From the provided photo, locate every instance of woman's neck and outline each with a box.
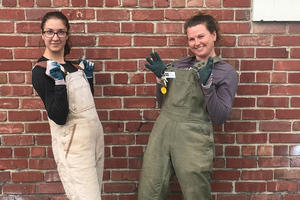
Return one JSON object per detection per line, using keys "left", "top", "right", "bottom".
{"left": 43, "top": 50, "right": 65, "bottom": 64}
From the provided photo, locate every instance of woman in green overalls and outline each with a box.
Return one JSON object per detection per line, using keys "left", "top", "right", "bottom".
{"left": 138, "top": 12, "right": 238, "bottom": 200}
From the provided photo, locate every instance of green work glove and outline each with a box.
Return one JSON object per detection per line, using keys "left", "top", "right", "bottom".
{"left": 198, "top": 57, "right": 214, "bottom": 85}
{"left": 145, "top": 52, "right": 166, "bottom": 78}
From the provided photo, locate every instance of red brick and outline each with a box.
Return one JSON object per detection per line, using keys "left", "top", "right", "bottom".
{"left": 95, "top": 73, "right": 111, "bottom": 84}
{"left": 112, "top": 146, "right": 127, "bottom": 157}
{"left": 235, "top": 182, "right": 266, "bottom": 192}
{"left": 62, "top": 9, "right": 95, "bottom": 20}
{"left": 123, "top": 0, "right": 138, "bottom": 7}
{"left": 155, "top": 0, "right": 170, "bottom": 7}
{"left": 233, "top": 97, "right": 255, "bottom": 107}
{"left": 71, "top": 0, "right": 85, "bottom": 6}
{"left": 0, "top": 9, "right": 25, "bottom": 20}
{"left": 0, "top": 123, "right": 24, "bottom": 134}
{"left": 25, "top": 123, "right": 50, "bottom": 133}
{"left": 105, "top": 135, "right": 135, "bottom": 145}
{"left": 242, "top": 146, "right": 256, "bottom": 156}
{"left": 8, "top": 111, "right": 41, "bottom": 121}
{"left": 235, "top": 9, "right": 250, "bottom": 20}
{"left": 95, "top": 98, "right": 121, "bottom": 109}
{"left": 271, "top": 85, "right": 300, "bottom": 95}
{"left": 14, "top": 147, "right": 29, "bottom": 158}
{"left": 122, "top": 22, "right": 154, "bottom": 33}
{"left": 257, "top": 145, "right": 272, "bottom": 156}
{"left": 3, "top": 184, "right": 35, "bottom": 194}
{"left": 258, "top": 157, "right": 289, "bottom": 167}
{"left": 270, "top": 134, "right": 300, "bottom": 143}
{"left": 126, "top": 122, "right": 154, "bottom": 132}
{"left": 88, "top": 22, "right": 120, "bottom": 33}
{"left": 105, "top": 61, "right": 137, "bottom": 72}
{"left": 36, "top": 183, "right": 64, "bottom": 194}
{"left": 237, "top": 85, "right": 268, "bottom": 95}
{"left": 31, "top": 147, "right": 46, "bottom": 157}
{"left": 99, "top": 35, "right": 131, "bottom": 46}
{"left": 275, "top": 169, "right": 300, "bottom": 179}
{"left": 274, "top": 36, "right": 300, "bottom": 46}
{"left": 156, "top": 23, "right": 183, "bottom": 33}
{"left": 291, "top": 48, "right": 300, "bottom": 58}
{"left": 86, "top": 49, "right": 118, "bottom": 59}
{"left": 224, "top": 122, "right": 256, "bottom": 132}
{"left": 104, "top": 183, "right": 136, "bottom": 193}
{"left": 37, "top": 0, "right": 51, "bottom": 6}
{"left": 226, "top": 158, "right": 257, "bottom": 168}
{"left": 257, "top": 48, "right": 288, "bottom": 58}
{"left": 134, "top": 36, "right": 167, "bottom": 46}
{"left": 267, "top": 181, "right": 298, "bottom": 192}
{"left": 2, "top": 135, "right": 34, "bottom": 146}
{"left": 242, "top": 110, "right": 274, "bottom": 120}
{"left": 220, "top": 23, "right": 250, "bottom": 33}
{"left": 105, "top": 158, "right": 128, "bottom": 169}
{"left": 241, "top": 60, "right": 273, "bottom": 70}
{"left": 223, "top": 0, "right": 251, "bottom": 7}
{"left": 0, "top": 98, "right": 19, "bottom": 109}
{"left": 120, "top": 48, "right": 152, "bottom": 59}
{"left": 222, "top": 48, "right": 254, "bottom": 58}
{"left": 260, "top": 121, "right": 291, "bottom": 132}
{"left": 114, "top": 73, "right": 128, "bottom": 84}
{"left": 111, "top": 170, "right": 140, "bottom": 181}
{"left": 53, "top": 0, "right": 69, "bottom": 6}
{"left": 274, "top": 145, "right": 289, "bottom": 156}
{"left": 97, "top": 10, "right": 130, "bottom": 20}
{"left": 124, "top": 98, "right": 156, "bottom": 108}
{"left": 128, "top": 146, "right": 143, "bottom": 157}
{"left": 242, "top": 170, "right": 273, "bottom": 180}
{"left": 212, "top": 170, "right": 240, "bottom": 180}
{"left": 211, "top": 182, "right": 233, "bottom": 192}
{"left": 36, "top": 135, "right": 51, "bottom": 145}
{"left": 29, "top": 159, "right": 56, "bottom": 170}
{"left": 102, "top": 122, "right": 124, "bottom": 133}
{"left": 0, "top": 148, "right": 12, "bottom": 158}
{"left": 12, "top": 171, "right": 43, "bottom": 182}
{"left": 0, "top": 160, "right": 27, "bottom": 169}
{"left": 238, "top": 36, "right": 271, "bottom": 46}
{"left": 214, "top": 134, "right": 235, "bottom": 144}
{"left": 237, "top": 134, "right": 267, "bottom": 144}
{"left": 132, "top": 10, "right": 164, "bottom": 21}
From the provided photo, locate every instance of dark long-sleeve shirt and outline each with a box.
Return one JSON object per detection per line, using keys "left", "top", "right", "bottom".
{"left": 156, "top": 56, "right": 238, "bottom": 125}
{"left": 32, "top": 56, "right": 94, "bottom": 125}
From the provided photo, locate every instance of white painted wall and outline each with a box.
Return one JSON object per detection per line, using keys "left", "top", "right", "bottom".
{"left": 253, "top": 0, "right": 300, "bottom": 21}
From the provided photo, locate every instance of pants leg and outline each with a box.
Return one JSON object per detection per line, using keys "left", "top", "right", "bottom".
{"left": 52, "top": 120, "right": 103, "bottom": 200}
{"left": 138, "top": 116, "right": 174, "bottom": 200}
{"left": 171, "top": 121, "right": 214, "bottom": 200}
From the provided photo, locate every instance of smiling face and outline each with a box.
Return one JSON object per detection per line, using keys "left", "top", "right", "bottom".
{"left": 42, "top": 18, "right": 68, "bottom": 56}
{"left": 187, "top": 23, "right": 216, "bottom": 61}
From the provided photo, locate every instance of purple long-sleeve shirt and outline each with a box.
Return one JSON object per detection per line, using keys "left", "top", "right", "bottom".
{"left": 156, "top": 56, "right": 238, "bottom": 125}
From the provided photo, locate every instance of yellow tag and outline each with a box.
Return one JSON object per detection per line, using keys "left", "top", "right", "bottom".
{"left": 161, "top": 86, "right": 167, "bottom": 94}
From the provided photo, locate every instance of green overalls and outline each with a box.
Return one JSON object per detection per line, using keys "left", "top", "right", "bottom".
{"left": 138, "top": 59, "right": 220, "bottom": 200}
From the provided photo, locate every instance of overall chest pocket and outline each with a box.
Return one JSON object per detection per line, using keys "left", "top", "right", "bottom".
{"left": 67, "top": 72, "right": 95, "bottom": 113}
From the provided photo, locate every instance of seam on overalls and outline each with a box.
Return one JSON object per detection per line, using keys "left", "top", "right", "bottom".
{"left": 65, "top": 124, "right": 77, "bottom": 158}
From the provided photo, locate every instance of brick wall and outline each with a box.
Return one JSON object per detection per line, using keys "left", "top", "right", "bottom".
{"left": 1, "top": 0, "right": 300, "bottom": 199}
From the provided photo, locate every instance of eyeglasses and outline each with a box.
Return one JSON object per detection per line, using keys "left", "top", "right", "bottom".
{"left": 42, "top": 30, "right": 68, "bottom": 38}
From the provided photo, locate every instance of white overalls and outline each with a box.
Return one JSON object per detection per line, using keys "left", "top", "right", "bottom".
{"left": 39, "top": 62, "right": 104, "bottom": 200}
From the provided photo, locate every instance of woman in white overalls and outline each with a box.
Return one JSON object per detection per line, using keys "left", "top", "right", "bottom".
{"left": 32, "top": 11, "right": 104, "bottom": 200}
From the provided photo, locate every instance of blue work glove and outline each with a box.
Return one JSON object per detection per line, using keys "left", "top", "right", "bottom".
{"left": 79, "top": 59, "right": 94, "bottom": 78}
{"left": 198, "top": 57, "right": 214, "bottom": 85}
{"left": 45, "top": 60, "right": 65, "bottom": 85}
{"left": 145, "top": 52, "right": 166, "bottom": 78}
